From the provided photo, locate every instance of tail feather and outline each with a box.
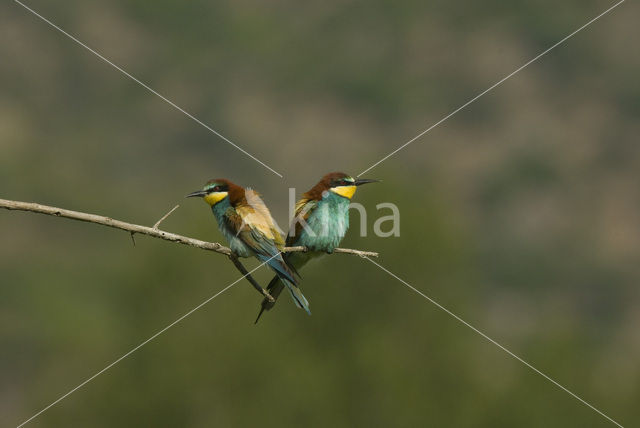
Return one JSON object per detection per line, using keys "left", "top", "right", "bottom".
{"left": 255, "top": 276, "right": 285, "bottom": 324}
{"left": 284, "top": 278, "right": 310, "bottom": 314}
{"left": 256, "top": 253, "right": 298, "bottom": 286}
{"left": 254, "top": 274, "right": 310, "bottom": 323}
{"left": 264, "top": 276, "right": 285, "bottom": 310}
{"left": 253, "top": 253, "right": 310, "bottom": 323}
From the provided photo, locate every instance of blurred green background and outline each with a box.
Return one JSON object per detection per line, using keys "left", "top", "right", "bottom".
{"left": 1, "top": 0, "right": 638, "bottom": 426}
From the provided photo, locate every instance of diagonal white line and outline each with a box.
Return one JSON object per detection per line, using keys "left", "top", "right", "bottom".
{"left": 357, "top": 0, "right": 625, "bottom": 177}
{"left": 14, "top": 0, "right": 284, "bottom": 178}
{"left": 16, "top": 258, "right": 274, "bottom": 428}
{"left": 364, "top": 257, "right": 625, "bottom": 428}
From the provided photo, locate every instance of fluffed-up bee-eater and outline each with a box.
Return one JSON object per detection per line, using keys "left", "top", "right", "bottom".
{"left": 187, "top": 178, "right": 310, "bottom": 314}
{"left": 255, "top": 172, "right": 378, "bottom": 322}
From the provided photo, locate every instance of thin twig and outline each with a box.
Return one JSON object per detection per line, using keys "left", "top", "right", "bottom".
{"left": 229, "top": 254, "right": 275, "bottom": 302}
{"left": 0, "top": 198, "right": 379, "bottom": 258}
{"left": 153, "top": 204, "right": 180, "bottom": 229}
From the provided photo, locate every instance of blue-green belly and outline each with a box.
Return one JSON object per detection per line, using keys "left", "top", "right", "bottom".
{"left": 211, "top": 199, "right": 253, "bottom": 258}
{"left": 293, "top": 193, "right": 350, "bottom": 254}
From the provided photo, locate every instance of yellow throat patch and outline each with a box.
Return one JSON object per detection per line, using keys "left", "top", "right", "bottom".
{"left": 330, "top": 185, "right": 356, "bottom": 199}
{"left": 204, "top": 191, "right": 229, "bottom": 206}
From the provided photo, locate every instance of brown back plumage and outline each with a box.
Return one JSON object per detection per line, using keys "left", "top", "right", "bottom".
{"left": 206, "top": 178, "right": 285, "bottom": 247}
{"left": 302, "top": 172, "right": 350, "bottom": 201}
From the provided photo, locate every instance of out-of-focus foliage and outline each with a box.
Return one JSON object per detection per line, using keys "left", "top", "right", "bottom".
{"left": 1, "top": 0, "right": 638, "bottom": 426}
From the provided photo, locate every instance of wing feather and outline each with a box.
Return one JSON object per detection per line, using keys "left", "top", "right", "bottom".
{"left": 286, "top": 199, "right": 317, "bottom": 246}
{"left": 237, "top": 189, "right": 285, "bottom": 248}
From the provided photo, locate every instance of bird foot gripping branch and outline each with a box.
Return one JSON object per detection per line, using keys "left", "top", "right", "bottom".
{"left": 253, "top": 172, "right": 380, "bottom": 322}
{"left": 186, "top": 178, "right": 312, "bottom": 314}
{"left": 186, "top": 173, "right": 380, "bottom": 320}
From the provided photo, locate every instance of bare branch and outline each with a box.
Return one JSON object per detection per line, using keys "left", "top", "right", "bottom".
{"left": 0, "top": 198, "right": 232, "bottom": 255}
{"left": 283, "top": 246, "right": 378, "bottom": 258}
{"left": 0, "top": 198, "right": 379, "bottom": 258}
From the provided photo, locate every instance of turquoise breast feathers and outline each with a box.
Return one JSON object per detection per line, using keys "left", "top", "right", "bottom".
{"left": 211, "top": 198, "right": 252, "bottom": 258}
{"left": 294, "top": 192, "right": 350, "bottom": 253}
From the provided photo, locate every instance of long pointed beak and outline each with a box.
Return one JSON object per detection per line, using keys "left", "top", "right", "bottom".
{"left": 186, "top": 190, "right": 207, "bottom": 198}
{"left": 354, "top": 178, "right": 380, "bottom": 186}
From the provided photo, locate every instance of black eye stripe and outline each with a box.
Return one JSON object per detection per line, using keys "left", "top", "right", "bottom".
{"left": 335, "top": 179, "right": 352, "bottom": 186}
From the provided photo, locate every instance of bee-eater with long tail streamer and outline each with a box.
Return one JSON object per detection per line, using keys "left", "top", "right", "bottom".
{"left": 255, "top": 172, "right": 378, "bottom": 322}
{"left": 187, "top": 178, "right": 310, "bottom": 314}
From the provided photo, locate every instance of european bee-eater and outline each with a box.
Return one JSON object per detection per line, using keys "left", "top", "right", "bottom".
{"left": 255, "top": 172, "right": 378, "bottom": 322}
{"left": 187, "top": 178, "right": 310, "bottom": 314}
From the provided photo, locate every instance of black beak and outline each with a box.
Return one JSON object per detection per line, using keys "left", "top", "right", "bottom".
{"left": 186, "top": 190, "right": 207, "bottom": 198}
{"left": 354, "top": 178, "right": 380, "bottom": 186}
